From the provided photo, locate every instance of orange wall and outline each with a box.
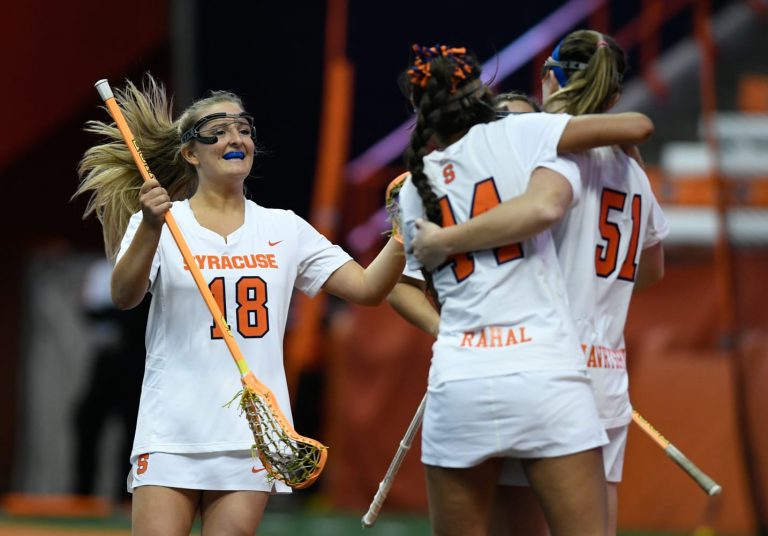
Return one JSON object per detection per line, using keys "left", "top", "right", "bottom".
{"left": 325, "top": 305, "right": 432, "bottom": 511}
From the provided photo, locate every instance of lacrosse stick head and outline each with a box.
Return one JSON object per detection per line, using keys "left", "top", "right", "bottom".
{"left": 240, "top": 373, "right": 328, "bottom": 489}
{"left": 385, "top": 172, "right": 410, "bottom": 244}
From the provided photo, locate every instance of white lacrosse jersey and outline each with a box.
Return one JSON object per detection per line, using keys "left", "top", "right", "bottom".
{"left": 551, "top": 147, "right": 669, "bottom": 427}
{"left": 402, "top": 264, "right": 425, "bottom": 281}
{"left": 117, "top": 199, "right": 352, "bottom": 459}
{"left": 400, "top": 113, "right": 587, "bottom": 386}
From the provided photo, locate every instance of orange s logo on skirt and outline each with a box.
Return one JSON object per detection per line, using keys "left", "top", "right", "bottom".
{"left": 137, "top": 453, "right": 150, "bottom": 475}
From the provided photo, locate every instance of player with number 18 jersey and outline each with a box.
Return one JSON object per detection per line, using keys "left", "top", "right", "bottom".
{"left": 117, "top": 199, "right": 351, "bottom": 464}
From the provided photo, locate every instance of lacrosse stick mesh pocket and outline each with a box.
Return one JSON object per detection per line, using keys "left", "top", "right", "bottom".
{"left": 240, "top": 388, "right": 327, "bottom": 488}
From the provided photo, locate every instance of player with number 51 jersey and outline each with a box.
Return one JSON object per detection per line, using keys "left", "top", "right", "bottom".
{"left": 551, "top": 146, "right": 669, "bottom": 428}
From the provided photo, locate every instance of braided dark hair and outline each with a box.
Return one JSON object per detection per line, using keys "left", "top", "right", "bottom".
{"left": 401, "top": 45, "right": 496, "bottom": 306}
{"left": 403, "top": 45, "right": 496, "bottom": 226}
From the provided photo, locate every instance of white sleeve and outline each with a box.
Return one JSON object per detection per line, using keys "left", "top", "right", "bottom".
{"left": 643, "top": 194, "right": 670, "bottom": 249}
{"left": 501, "top": 112, "right": 572, "bottom": 171}
{"left": 115, "top": 211, "right": 161, "bottom": 286}
{"left": 535, "top": 154, "right": 582, "bottom": 207}
{"left": 398, "top": 179, "right": 426, "bottom": 271}
{"left": 402, "top": 264, "right": 425, "bottom": 281}
{"left": 293, "top": 213, "right": 353, "bottom": 297}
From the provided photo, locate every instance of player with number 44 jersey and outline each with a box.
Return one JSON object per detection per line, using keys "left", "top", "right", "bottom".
{"left": 399, "top": 112, "right": 588, "bottom": 384}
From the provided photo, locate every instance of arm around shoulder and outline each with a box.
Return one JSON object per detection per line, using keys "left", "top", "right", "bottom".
{"left": 412, "top": 167, "right": 573, "bottom": 269}
{"left": 558, "top": 112, "right": 654, "bottom": 154}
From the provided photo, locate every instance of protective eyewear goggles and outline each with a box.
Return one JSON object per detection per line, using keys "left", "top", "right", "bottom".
{"left": 181, "top": 112, "right": 257, "bottom": 145}
{"left": 540, "top": 57, "right": 588, "bottom": 81}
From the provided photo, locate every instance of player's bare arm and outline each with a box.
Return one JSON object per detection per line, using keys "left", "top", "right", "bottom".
{"left": 111, "top": 179, "right": 171, "bottom": 310}
{"left": 411, "top": 168, "right": 573, "bottom": 270}
{"left": 558, "top": 112, "right": 654, "bottom": 153}
{"left": 387, "top": 275, "right": 439, "bottom": 337}
{"left": 322, "top": 236, "right": 405, "bottom": 306}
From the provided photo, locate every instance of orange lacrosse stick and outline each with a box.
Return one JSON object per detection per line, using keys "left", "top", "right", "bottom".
{"left": 94, "top": 79, "right": 327, "bottom": 489}
{"left": 632, "top": 410, "right": 721, "bottom": 496}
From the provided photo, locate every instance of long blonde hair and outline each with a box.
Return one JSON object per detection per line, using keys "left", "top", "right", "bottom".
{"left": 74, "top": 74, "right": 246, "bottom": 259}
{"left": 543, "top": 30, "right": 626, "bottom": 116}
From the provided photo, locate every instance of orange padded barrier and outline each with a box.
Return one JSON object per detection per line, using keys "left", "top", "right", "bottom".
{"left": 325, "top": 304, "right": 432, "bottom": 512}
{"left": 646, "top": 166, "right": 768, "bottom": 207}
{"left": 738, "top": 75, "right": 768, "bottom": 113}
{"left": 0, "top": 493, "right": 111, "bottom": 518}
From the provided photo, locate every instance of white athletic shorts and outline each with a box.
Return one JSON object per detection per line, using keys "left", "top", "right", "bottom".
{"left": 499, "top": 424, "right": 629, "bottom": 485}
{"left": 602, "top": 425, "right": 628, "bottom": 483}
{"left": 421, "top": 370, "right": 608, "bottom": 468}
{"left": 126, "top": 450, "right": 292, "bottom": 494}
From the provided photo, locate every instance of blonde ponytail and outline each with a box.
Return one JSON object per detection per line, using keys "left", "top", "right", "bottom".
{"left": 543, "top": 30, "right": 626, "bottom": 116}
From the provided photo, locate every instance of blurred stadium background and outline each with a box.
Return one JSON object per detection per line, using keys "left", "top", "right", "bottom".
{"left": 2, "top": 0, "right": 768, "bottom": 534}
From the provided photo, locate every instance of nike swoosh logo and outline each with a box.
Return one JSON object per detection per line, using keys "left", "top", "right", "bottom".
{"left": 252, "top": 466, "right": 267, "bottom": 474}
{"left": 268, "top": 240, "right": 283, "bottom": 247}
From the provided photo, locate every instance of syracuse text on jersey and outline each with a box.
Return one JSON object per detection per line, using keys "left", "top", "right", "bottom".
{"left": 581, "top": 344, "right": 627, "bottom": 369}
{"left": 459, "top": 326, "right": 532, "bottom": 349}
{"left": 183, "top": 254, "right": 279, "bottom": 271}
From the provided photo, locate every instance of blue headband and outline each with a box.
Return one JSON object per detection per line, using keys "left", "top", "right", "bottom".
{"left": 551, "top": 40, "right": 568, "bottom": 87}
{"left": 545, "top": 39, "right": 589, "bottom": 87}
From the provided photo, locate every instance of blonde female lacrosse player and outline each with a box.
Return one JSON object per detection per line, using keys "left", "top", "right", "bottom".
{"left": 408, "top": 32, "right": 668, "bottom": 536}
{"left": 74, "top": 75, "right": 404, "bottom": 536}
{"left": 396, "top": 43, "right": 657, "bottom": 536}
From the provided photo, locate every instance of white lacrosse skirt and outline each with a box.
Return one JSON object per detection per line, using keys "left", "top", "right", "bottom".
{"left": 601, "top": 424, "right": 628, "bottom": 483}
{"left": 421, "top": 370, "right": 608, "bottom": 468}
{"left": 126, "top": 450, "right": 292, "bottom": 493}
{"left": 499, "top": 423, "right": 628, "bottom": 485}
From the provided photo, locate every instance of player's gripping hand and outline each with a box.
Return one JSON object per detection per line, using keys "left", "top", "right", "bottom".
{"left": 410, "top": 218, "right": 449, "bottom": 271}
{"left": 139, "top": 178, "right": 172, "bottom": 229}
{"left": 385, "top": 172, "right": 409, "bottom": 244}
